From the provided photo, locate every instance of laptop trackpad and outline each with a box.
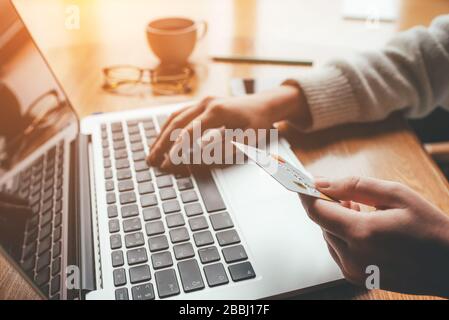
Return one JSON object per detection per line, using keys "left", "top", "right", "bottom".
{"left": 213, "top": 145, "right": 342, "bottom": 293}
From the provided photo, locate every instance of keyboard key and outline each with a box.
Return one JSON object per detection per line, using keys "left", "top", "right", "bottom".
{"left": 159, "top": 187, "right": 177, "bottom": 200}
{"left": 37, "top": 251, "right": 51, "bottom": 271}
{"left": 145, "top": 129, "right": 158, "bottom": 138}
{"left": 103, "top": 148, "right": 110, "bottom": 158}
{"left": 121, "top": 204, "right": 139, "bottom": 218}
{"left": 38, "top": 236, "right": 52, "bottom": 254}
{"left": 111, "top": 250, "right": 124, "bottom": 267}
{"left": 129, "top": 134, "right": 142, "bottom": 143}
{"left": 136, "top": 171, "right": 151, "bottom": 183}
{"left": 53, "top": 226, "right": 62, "bottom": 242}
{"left": 142, "top": 207, "right": 161, "bottom": 221}
{"left": 113, "top": 141, "right": 126, "bottom": 150}
{"left": 104, "top": 169, "right": 113, "bottom": 180}
{"left": 115, "top": 288, "right": 129, "bottom": 300}
{"left": 110, "top": 234, "right": 122, "bottom": 249}
{"left": 127, "top": 247, "right": 148, "bottom": 265}
{"left": 204, "top": 263, "right": 229, "bottom": 287}
{"left": 52, "top": 257, "right": 61, "bottom": 276}
{"left": 184, "top": 203, "right": 203, "bottom": 217}
{"left": 228, "top": 262, "right": 256, "bottom": 282}
{"left": 35, "top": 267, "right": 50, "bottom": 286}
{"left": 108, "top": 205, "right": 118, "bottom": 218}
{"left": 105, "top": 180, "right": 114, "bottom": 191}
{"left": 50, "top": 275, "right": 60, "bottom": 296}
{"left": 192, "top": 169, "right": 226, "bottom": 213}
{"left": 156, "top": 176, "right": 172, "bottom": 188}
{"left": 132, "top": 283, "right": 155, "bottom": 300}
{"left": 216, "top": 229, "right": 240, "bottom": 246}
{"left": 124, "top": 232, "right": 145, "bottom": 248}
{"left": 109, "top": 219, "right": 120, "bottom": 233}
{"left": 222, "top": 245, "right": 248, "bottom": 263}
{"left": 111, "top": 122, "right": 123, "bottom": 133}
{"left": 141, "top": 194, "right": 158, "bottom": 207}
{"left": 106, "top": 192, "right": 116, "bottom": 204}
{"left": 178, "top": 259, "right": 205, "bottom": 293}
{"left": 132, "top": 152, "right": 146, "bottom": 162}
{"left": 115, "top": 159, "right": 130, "bottom": 170}
{"left": 127, "top": 126, "right": 140, "bottom": 135}
{"left": 131, "top": 143, "right": 144, "bottom": 152}
{"left": 119, "top": 191, "right": 136, "bottom": 205}
{"left": 114, "top": 149, "right": 128, "bottom": 160}
{"left": 188, "top": 216, "right": 208, "bottom": 232}
{"left": 138, "top": 182, "right": 155, "bottom": 195}
{"left": 52, "top": 241, "right": 61, "bottom": 258}
{"left": 198, "top": 246, "right": 220, "bottom": 264}
{"left": 181, "top": 190, "right": 198, "bottom": 203}
{"left": 153, "top": 167, "right": 169, "bottom": 177}
{"left": 162, "top": 200, "right": 180, "bottom": 214}
{"left": 118, "top": 180, "right": 134, "bottom": 192}
{"left": 134, "top": 161, "right": 149, "bottom": 172}
{"left": 148, "top": 235, "right": 169, "bottom": 252}
{"left": 129, "top": 264, "right": 151, "bottom": 284}
{"left": 210, "top": 212, "right": 234, "bottom": 231}
{"left": 173, "top": 242, "right": 194, "bottom": 260}
{"left": 193, "top": 231, "right": 214, "bottom": 247}
{"left": 41, "top": 211, "right": 53, "bottom": 227}
{"left": 151, "top": 251, "right": 173, "bottom": 270}
{"left": 143, "top": 119, "right": 155, "bottom": 130}
{"left": 169, "top": 227, "right": 190, "bottom": 244}
{"left": 103, "top": 158, "right": 112, "bottom": 168}
{"left": 113, "top": 268, "right": 127, "bottom": 286}
{"left": 112, "top": 132, "right": 124, "bottom": 141}
{"left": 122, "top": 217, "right": 142, "bottom": 233}
{"left": 117, "top": 169, "right": 132, "bottom": 180}
{"left": 155, "top": 269, "right": 180, "bottom": 298}
{"left": 166, "top": 214, "right": 185, "bottom": 228}
{"left": 145, "top": 221, "right": 165, "bottom": 236}
{"left": 176, "top": 177, "right": 193, "bottom": 191}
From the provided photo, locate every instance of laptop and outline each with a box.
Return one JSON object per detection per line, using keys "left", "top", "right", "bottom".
{"left": 0, "top": 8, "right": 342, "bottom": 300}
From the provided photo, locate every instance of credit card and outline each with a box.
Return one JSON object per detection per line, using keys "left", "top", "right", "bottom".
{"left": 232, "top": 142, "right": 336, "bottom": 202}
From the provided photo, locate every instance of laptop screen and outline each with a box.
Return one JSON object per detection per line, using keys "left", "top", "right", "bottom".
{"left": 0, "top": 3, "right": 78, "bottom": 297}
{"left": 0, "top": 5, "right": 78, "bottom": 172}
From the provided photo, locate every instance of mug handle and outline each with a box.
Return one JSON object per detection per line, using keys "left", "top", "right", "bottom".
{"left": 196, "top": 20, "right": 208, "bottom": 41}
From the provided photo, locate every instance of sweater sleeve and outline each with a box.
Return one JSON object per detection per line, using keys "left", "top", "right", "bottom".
{"left": 287, "top": 15, "right": 449, "bottom": 131}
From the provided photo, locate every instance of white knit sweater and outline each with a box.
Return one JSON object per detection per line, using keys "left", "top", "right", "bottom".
{"left": 292, "top": 15, "right": 449, "bottom": 131}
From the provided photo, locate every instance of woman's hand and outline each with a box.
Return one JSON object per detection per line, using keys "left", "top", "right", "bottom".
{"left": 146, "top": 85, "right": 309, "bottom": 170}
{"left": 301, "top": 176, "right": 449, "bottom": 298}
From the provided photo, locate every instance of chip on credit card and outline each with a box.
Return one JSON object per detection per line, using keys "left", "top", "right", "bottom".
{"left": 232, "top": 142, "right": 336, "bottom": 202}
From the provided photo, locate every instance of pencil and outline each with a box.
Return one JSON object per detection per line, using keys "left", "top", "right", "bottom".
{"left": 211, "top": 55, "right": 313, "bottom": 66}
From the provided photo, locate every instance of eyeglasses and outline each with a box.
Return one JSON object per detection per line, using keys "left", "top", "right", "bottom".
{"left": 4, "top": 89, "right": 68, "bottom": 160}
{"left": 102, "top": 65, "right": 194, "bottom": 95}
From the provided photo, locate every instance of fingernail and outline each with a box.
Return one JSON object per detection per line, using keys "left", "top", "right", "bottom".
{"left": 314, "top": 177, "right": 330, "bottom": 189}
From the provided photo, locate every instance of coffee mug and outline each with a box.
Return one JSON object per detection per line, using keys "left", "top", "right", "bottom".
{"left": 146, "top": 17, "right": 208, "bottom": 66}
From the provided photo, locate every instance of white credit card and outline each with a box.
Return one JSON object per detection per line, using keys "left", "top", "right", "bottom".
{"left": 233, "top": 142, "right": 336, "bottom": 202}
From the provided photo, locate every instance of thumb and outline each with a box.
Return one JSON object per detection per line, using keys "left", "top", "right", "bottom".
{"left": 315, "top": 176, "right": 407, "bottom": 209}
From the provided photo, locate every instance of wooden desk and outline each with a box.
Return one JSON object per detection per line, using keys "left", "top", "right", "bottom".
{"left": 2, "top": 0, "right": 449, "bottom": 300}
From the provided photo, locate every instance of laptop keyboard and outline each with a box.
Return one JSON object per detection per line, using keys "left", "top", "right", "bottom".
{"left": 0, "top": 141, "right": 65, "bottom": 299}
{"left": 101, "top": 116, "right": 255, "bottom": 300}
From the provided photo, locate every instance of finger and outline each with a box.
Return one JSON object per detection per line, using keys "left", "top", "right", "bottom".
{"left": 0, "top": 192, "right": 29, "bottom": 206}
{"left": 161, "top": 113, "right": 225, "bottom": 170}
{"left": 341, "top": 200, "right": 361, "bottom": 212}
{"left": 300, "top": 195, "right": 360, "bottom": 240}
{"left": 315, "top": 176, "right": 407, "bottom": 209}
{"left": 148, "top": 102, "right": 208, "bottom": 166}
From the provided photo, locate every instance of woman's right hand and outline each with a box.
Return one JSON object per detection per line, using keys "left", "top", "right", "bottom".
{"left": 146, "top": 84, "right": 309, "bottom": 170}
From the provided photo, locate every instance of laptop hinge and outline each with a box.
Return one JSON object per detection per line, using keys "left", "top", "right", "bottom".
{"left": 75, "top": 134, "right": 96, "bottom": 293}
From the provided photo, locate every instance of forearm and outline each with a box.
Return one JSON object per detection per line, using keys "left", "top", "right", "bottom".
{"left": 286, "top": 15, "right": 449, "bottom": 131}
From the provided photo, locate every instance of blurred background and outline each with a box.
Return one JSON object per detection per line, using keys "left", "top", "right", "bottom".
{"left": 1, "top": 0, "right": 449, "bottom": 177}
